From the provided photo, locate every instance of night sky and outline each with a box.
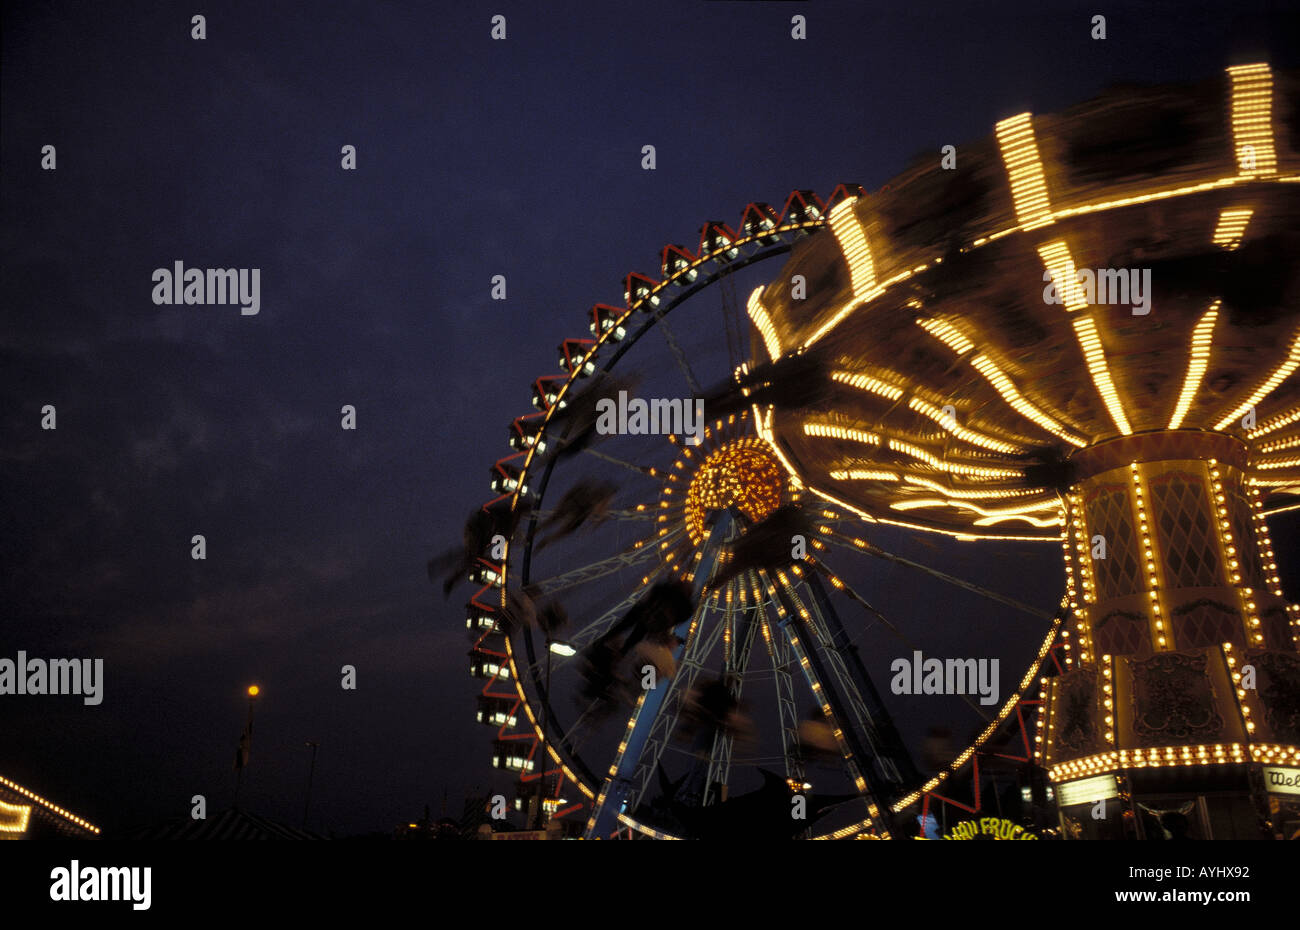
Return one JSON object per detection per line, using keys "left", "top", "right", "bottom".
{"left": 4, "top": 0, "right": 1300, "bottom": 838}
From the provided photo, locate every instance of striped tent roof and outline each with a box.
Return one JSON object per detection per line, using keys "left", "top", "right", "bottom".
{"left": 123, "top": 806, "right": 323, "bottom": 840}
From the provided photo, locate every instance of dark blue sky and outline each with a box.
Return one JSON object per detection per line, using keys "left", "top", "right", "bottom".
{"left": 3, "top": 0, "right": 1299, "bottom": 836}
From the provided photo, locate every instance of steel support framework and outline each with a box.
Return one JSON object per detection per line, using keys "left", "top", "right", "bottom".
{"left": 584, "top": 512, "right": 737, "bottom": 838}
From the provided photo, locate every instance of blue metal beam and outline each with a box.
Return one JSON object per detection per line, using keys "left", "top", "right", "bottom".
{"left": 583, "top": 511, "right": 737, "bottom": 839}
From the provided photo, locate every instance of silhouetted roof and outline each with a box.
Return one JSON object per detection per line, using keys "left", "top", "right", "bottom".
{"left": 122, "top": 806, "right": 323, "bottom": 840}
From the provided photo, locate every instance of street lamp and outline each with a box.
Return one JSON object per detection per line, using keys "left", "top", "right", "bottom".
{"left": 535, "top": 638, "right": 575, "bottom": 831}
{"left": 233, "top": 684, "right": 260, "bottom": 807}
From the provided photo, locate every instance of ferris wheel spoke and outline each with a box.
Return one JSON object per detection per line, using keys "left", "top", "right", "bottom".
{"left": 818, "top": 529, "right": 1055, "bottom": 622}
{"left": 652, "top": 310, "right": 704, "bottom": 396}
{"left": 530, "top": 532, "right": 674, "bottom": 597}
{"left": 541, "top": 695, "right": 614, "bottom": 779}
{"left": 514, "top": 567, "right": 674, "bottom": 705}
{"left": 603, "top": 507, "right": 657, "bottom": 522}
{"left": 717, "top": 266, "right": 748, "bottom": 372}
{"left": 557, "top": 701, "right": 603, "bottom": 754}
{"left": 578, "top": 445, "right": 659, "bottom": 477}
{"left": 807, "top": 558, "right": 998, "bottom": 726}
{"left": 561, "top": 563, "right": 674, "bottom": 654}
{"left": 534, "top": 506, "right": 655, "bottom": 523}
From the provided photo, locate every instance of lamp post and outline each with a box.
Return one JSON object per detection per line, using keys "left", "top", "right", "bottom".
{"left": 536, "top": 638, "right": 575, "bottom": 832}
{"left": 233, "top": 684, "right": 259, "bottom": 807}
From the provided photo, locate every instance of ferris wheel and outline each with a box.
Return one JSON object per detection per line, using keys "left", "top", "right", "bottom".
{"left": 453, "top": 184, "right": 1069, "bottom": 840}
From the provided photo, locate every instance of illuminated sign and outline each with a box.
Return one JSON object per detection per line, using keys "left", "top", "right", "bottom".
{"left": 1263, "top": 766, "right": 1300, "bottom": 796}
{"left": 942, "top": 817, "right": 1038, "bottom": 840}
{"left": 1058, "top": 774, "right": 1119, "bottom": 807}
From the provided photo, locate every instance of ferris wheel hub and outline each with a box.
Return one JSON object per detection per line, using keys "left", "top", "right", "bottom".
{"left": 683, "top": 437, "right": 786, "bottom": 546}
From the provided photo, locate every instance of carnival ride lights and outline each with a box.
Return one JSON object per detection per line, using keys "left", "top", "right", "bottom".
{"left": 756, "top": 64, "right": 1300, "bottom": 540}
{"left": 0, "top": 775, "right": 100, "bottom": 835}
{"left": 0, "top": 799, "right": 32, "bottom": 835}
{"left": 747, "top": 62, "right": 1300, "bottom": 823}
{"left": 464, "top": 179, "right": 1008, "bottom": 839}
{"left": 462, "top": 62, "right": 1300, "bottom": 839}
